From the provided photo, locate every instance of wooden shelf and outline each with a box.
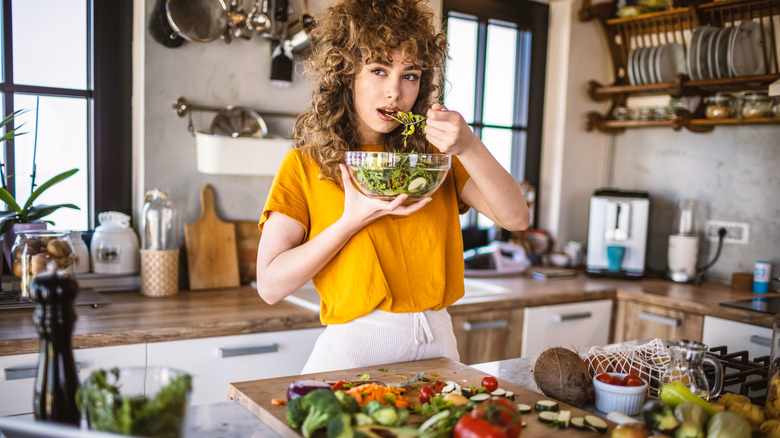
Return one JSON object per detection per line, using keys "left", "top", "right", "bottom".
{"left": 579, "top": 0, "right": 780, "bottom": 134}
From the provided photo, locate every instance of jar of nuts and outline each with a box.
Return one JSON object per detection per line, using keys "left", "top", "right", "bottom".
{"left": 11, "top": 230, "right": 74, "bottom": 300}
{"left": 742, "top": 92, "right": 773, "bottom": 119}
{"left": 703, "top": 94, "right": 734, "bottom": 120}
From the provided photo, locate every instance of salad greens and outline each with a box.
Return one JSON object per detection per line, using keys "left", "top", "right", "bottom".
{"left": 387, "top": 110, "right": 426, "bottom": 149}
{"left": 77, "top": 368, "right": 192, "bottom": 438}
{"left": 351, "top": 153, "right": 446, "bottom": 198}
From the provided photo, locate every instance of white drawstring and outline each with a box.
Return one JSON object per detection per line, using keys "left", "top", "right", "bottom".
{"left": 413, "top": 312, "right": 435, "bottom": 345}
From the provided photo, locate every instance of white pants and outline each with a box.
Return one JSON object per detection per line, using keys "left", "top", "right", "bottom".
{"left": 301, "top": 308, "right": 460, "bottom": 374}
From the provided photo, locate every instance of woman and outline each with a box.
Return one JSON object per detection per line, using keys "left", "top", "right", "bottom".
{"left": 256, "top": 0, "right": 529, "bottom": 373}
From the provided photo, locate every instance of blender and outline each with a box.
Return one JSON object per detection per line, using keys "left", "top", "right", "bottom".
{"left": 668, "top": 199, "right": 699, "bottom": 282}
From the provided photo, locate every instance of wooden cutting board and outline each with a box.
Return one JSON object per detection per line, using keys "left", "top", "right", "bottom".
{"left": 234, "top": 220, "right": 261, "bottom": 285}
{"left": 227, "top": 357, "right": 614, "bottom": 438}
{"left": 184, "top": 185, "right": 240, "bottom": 290}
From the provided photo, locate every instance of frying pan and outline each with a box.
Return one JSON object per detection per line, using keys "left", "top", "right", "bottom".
{"left": 166, "top": 0, "right": 228, "bottom": 43}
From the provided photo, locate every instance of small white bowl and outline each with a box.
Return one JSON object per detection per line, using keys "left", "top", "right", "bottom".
{"left": 593, "top": 372, "right": 648, "bottom": 416}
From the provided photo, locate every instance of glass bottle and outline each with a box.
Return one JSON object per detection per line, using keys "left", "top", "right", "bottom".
{"left": 672, "top": 199, "right": 698, "bottom": 236}
{"left": 142, "top": 189, "right": 179, "bottom": 250}
{"left": 31, "top": 269, "right": 81, "bottom": 425}
{"left": 742, "top": 92, "right": 773, "bottom": 118}
{"left": 766, "top": 314, "right": 780, "bottom": 420}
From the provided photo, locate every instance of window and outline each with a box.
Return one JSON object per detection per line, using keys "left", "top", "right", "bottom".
{"left": 0, "top": 0, "right": 132, "bottom": 232}
{"left": 443, "top": 0, "right": 548, "bottom": 229}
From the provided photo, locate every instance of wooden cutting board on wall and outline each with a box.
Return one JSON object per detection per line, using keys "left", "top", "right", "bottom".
{"left": 184, "top": 185, "right": 240, "bottom": 290}
{"left": 235, "top": 220, "right": 261, "bottom": 285}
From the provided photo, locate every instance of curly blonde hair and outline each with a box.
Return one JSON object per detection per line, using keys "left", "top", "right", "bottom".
{"left": 293, "top": 0, "right": 448, "bottom": 182}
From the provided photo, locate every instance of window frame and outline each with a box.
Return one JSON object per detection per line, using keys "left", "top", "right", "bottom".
{"left": 0, "top": 0, "right": 132, "bottom": 231}
{"left": 443, "top": 0, "right": 548, "bottom": 227}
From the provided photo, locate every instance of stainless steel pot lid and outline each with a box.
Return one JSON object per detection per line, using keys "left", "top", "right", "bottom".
{"left": 166, "top": 0, "right": 228, "bottom": 42}
{"left": 210, "top": 106, "right": 268, "bottom": 138}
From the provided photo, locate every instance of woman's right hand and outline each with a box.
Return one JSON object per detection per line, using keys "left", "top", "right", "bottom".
{"left": 339, "top": 163, "right": 431, "bottom": 230}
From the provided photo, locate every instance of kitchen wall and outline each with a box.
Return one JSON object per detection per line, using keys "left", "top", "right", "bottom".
{"left": 545, "top": 1, "right": 780, "bottom": 287}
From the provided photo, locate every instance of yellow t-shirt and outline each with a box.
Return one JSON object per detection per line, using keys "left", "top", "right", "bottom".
{"left": 259, "top": 146, "right": 471, "bottom": 324}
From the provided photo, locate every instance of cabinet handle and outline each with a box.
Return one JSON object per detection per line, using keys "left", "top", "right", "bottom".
{"left": 219, "top": 343, "right": 279, "bottom": 358}
{"left": 750, "top": 335, "right": 771, "bottom": 347}
{"left": 638, "top": 312, "right": 680, "bottom": 327}
{"left": 5, "top": 362, "right": 82, "bottom": 381}
{"left": 554, "top": 312, "right": 592, "bottom": 322}
{"left": 462, "top": 320, "right": 509, "bottom": 331}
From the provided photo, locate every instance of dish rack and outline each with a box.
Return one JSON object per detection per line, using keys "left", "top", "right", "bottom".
{"left": 579, "top": 0, "right": 780, "bottom": 133}
{"left": 706, "top": 344, "right": 770, "bottom": 405}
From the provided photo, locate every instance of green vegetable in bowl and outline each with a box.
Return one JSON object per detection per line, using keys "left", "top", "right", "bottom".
{"left": 77, "top": 367, "right": 192, "bottom": 438}
{"left": 352, "top": 154, "right": 442, "bottom": 197}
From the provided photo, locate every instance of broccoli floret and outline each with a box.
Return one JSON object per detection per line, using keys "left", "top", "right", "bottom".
{"left": 334, "top": 390, "right": 361, "bottom": 414}
{"left": 301, "top": 389, "right": 344, "bottom": 438}
{"left": 327, "top": 412, "right": 354, "bottom": 438}
{"left": 287, "top": 396, "right": 307, "bottom": 429}
{"left": 395, "top": 407, "right": 409, "bottom": 426}
{"left": 361, "top": 400, "right": 385, "bottom": 416}
{"left": 353, "top": 412, "right": 374, "bottom": 426}
{"left": 369, "top": 406, "right": 399, "bottom": 426}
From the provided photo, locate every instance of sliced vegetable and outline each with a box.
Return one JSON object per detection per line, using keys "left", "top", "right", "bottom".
{"left": 287, "top": 378, "right": 334, "bottom": 401}
{"left": 491, "top": 388, "right": 506, "bottom": 398}
{"left": 538, "top": 411, "right": 558, "bottom": 424}
{"left": 570, "top": 416, "right": 586, "bottom": 430}
{"left": 504, "top": 390, "right": 515, "bottom": 401}
{"left": 469, "top": 393, "right": 490, "bottom": 402}
{"left": 535, "top": 400, "right": 560, "bottom": 412}
{"left": 584, "top": 414, "right": 609, "bottom": 433}
{"left": 516, "top": 403, "right": 532, "bottom": 414}
{"left": 557, "top": 410, "right": 571, "bottom": 429}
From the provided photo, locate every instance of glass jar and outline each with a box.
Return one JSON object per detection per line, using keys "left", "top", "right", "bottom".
{"left": 11, "top": 230, "right": 75, "bottom": 300}
{"left": 613, "top": 105, "right": 631, "bottom": 121}
{"left": 742, "top": 92, "right": 772, "bottom": 119}
{"left": 767, "top": 314, "right": 780, "bottom": 420}
{"left": 141, "top": 189, "right": 179, "bottom": 250}
{"left": 704, "top": 94, "right": 734, "bottom": 120}
{"left": 773, "top": 98, "right": 780, "bottom": 118}
{"left": 636, "top": 107, "right": 654, "bottom": 121}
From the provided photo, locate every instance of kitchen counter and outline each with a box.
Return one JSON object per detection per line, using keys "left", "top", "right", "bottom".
{"left": 0, "top": 274, "right": 772, "bottom": 356}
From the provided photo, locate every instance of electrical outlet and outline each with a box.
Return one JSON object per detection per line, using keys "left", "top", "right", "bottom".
{"left": 704, "top": 220, "right": 750, "bottom": 244}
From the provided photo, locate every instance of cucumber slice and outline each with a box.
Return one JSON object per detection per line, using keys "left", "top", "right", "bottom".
{"left": 522, "top": 419, "right": 527, "bottom": 428}
{"left": 538, "top": 411, "right": 558, "bottom": 424}
{"left": 490, "top": 388, "right": 506, "bottom": 397}
{"left": 557, "top": 410, "right": 571, "bottom": 429}
{"left": 469, "top": 393, "right": 490, "bottom": 402}
{"left": 516, "top": 403, "right": 533, "bottom": 414}
{"left": 441, "top": 383, "right": 456, "bottom": 393}
{"left": 407, "top": 177, "right": 427, "bottom": 192}
{"left": 504, "top": 390, "right": 515, "bottom": 401}
{"left": 584, "top": 415, "right": 609, "bottom": 433}
{"left": 534, "top": 400, "right": 559, "bottom": 412}
{"left": 570, "top": 417, "right": 586, "bottom": 430}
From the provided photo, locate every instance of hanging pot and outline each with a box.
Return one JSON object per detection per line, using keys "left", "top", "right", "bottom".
{"left": 148, "top": 0, "right": 185, "bottom": 48}
{"left": 166, "top": 0, "right": 228, "bottom": 43}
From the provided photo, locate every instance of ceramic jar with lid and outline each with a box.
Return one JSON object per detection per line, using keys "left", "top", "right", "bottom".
{"left": 704, "top": 94, "right": 734, "bottom": 120}
{"left": 742, "top": 92, "right": 773, "bottom": 118}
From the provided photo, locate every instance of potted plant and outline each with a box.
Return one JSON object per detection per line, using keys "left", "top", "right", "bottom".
{"left": 0, "top": 109, "right": 79, "bottom": 268}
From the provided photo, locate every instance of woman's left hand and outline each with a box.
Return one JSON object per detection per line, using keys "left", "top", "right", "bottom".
{"left": 424, "top": 103, "right": 480, "bottom": 155}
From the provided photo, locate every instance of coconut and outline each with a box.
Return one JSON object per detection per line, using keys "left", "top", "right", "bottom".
{"left": 532, "top": 347, "right": 592, "bottom": 408}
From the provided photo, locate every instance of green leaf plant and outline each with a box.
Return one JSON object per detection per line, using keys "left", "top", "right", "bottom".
{"left": 0, "top": 109, "right": 79, "bottom": 235}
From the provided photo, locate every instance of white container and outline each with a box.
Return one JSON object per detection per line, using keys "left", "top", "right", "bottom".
{"left": 194, "top": 132, "right": 294, "bottom": 176}
{"left": 668, "top": 233, "right": 699, "bottom": 282}
{"left": 593, "top": 372, "right": 648, "bottom": 416}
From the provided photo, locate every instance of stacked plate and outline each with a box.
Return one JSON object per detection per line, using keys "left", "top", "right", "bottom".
{"left": 627, "top": 43, "right": 686, "bottom": 85}
{"left": 687, "top": 22, "right": 766, "bottom": 81}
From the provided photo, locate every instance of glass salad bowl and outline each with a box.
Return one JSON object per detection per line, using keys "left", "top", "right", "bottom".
{"left": 345, "top": 151, "right": 451, "bottom": 201}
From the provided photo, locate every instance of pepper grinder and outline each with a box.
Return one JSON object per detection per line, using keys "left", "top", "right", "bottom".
{"left": 31, "top": 268, "right": 81, "bottom": 425}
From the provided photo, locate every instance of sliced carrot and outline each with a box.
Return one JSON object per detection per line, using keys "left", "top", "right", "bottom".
{"left": 271, "top": 398, "right": 286, "bottom": 406}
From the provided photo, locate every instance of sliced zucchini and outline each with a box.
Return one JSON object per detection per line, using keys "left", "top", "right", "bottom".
{"left": 522, "top": 419, "right": 527, "bottom": 428}
{"left": 469, "top": 393, "right": 490, "bottom": 402}
{"left": 538, "top": 411, "right": 558, "bottom": 424}
{"left": 441, "top": 383, "right": 456, "bottom": 393}
{"left": 407, "top": 176, "right": 427, "bottom": 192}
{"left": 460, "top": 388, "right": 473, "bottom": 398}
{"left": 557, "top": 410, "right": 571, "bottom": 429}
{"left": 490, "top": 388, "right": 506, "bottom": 398}
{"left": 534, "top": 400, "right": 559, "bottom": 412}
{"left": 516, "top": 403, "right": 533, "bottom": 414}
{"left": 570, "top": 417, "right": 586, "bottom": 430}
{"left": 504, "top": 390, "right": 515, "bottom": 401}
{"left": 584, "top": 415, "right": 609, "bottom": 434}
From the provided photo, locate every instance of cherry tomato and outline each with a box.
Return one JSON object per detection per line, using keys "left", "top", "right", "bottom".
{"left": 595, "top": 373, "right": 613, "bottom": 385}
{"left": 481, "top": 376, "right": 499, "bottom": 393}
{"left": 611, "top": 375, "right": 626, "bottom": 386}
{"left": 624, "top": 374, "right": 644, "bottom": 387}
{"left": 455, "top": 398, "right": 522, "bottom": 438}
{"left": 419, "top": 386, "right": 435, "bottom": 404}
{"left": 431, "top": 379, "right": 445, "bottom": 394}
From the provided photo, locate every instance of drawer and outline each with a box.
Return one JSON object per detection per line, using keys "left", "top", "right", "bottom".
{"left": 0, "top": 344, "right": 146, "bottom": 417}
{"left": 521, "top": 299, "right": 612, "bottom": 357}
{"left": 702, "top": 316, "right": 772, "bottom": 359}
{"left": 147, "top": 327, "right": 325, "bottom": 406}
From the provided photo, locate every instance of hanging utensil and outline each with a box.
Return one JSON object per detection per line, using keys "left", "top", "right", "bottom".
{"left": 227, "top": 0, "right": 252, "bottom": 40}
{"left": 246, "top": 0, "right": 270, "bottom": 33}
{"left": 149, "top": 0, "right": 185, "bottom": 48}
{"left": 166, "top": 0, "right": 228, "bottom": 43}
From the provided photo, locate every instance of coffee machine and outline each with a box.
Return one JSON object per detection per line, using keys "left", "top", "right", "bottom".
{"left": 586, "top": 189, "right": 650, "bottom": 278}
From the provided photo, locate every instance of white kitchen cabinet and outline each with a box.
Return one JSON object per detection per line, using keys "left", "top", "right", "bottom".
{"left": 0, "top": 344, "right": 146, "bottom": 417}
{"left": 702, "top": 316, "right": 772, "bottom": 359}
{"left": 147, "top": 327, "right": 325, "bottom": 406}
{"left": 521, "top": 299, "right": 612, "bottom": 357}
